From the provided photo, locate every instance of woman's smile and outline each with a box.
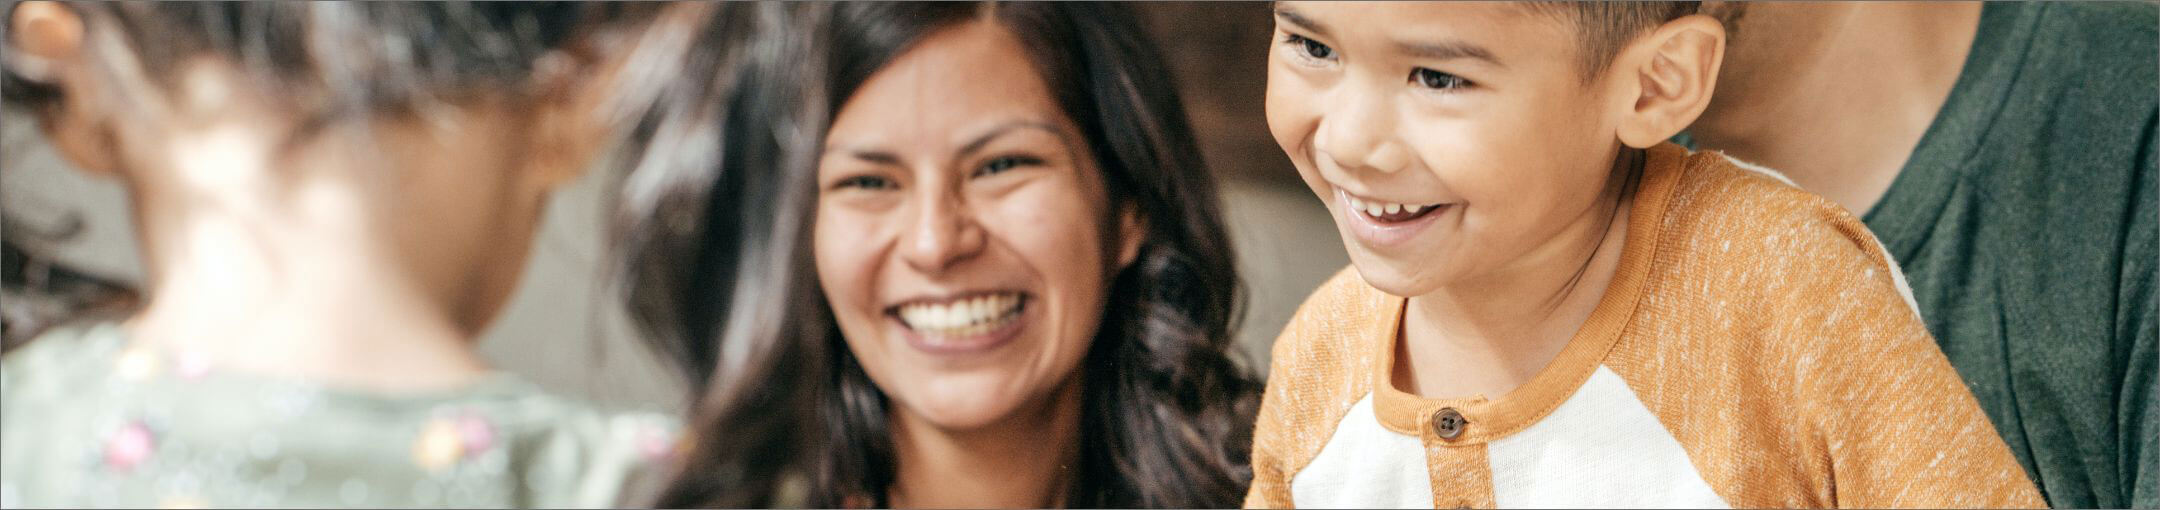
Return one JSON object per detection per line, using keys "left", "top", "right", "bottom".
{"left": 887, "top": 291, "right": 1032, "bottom": 354}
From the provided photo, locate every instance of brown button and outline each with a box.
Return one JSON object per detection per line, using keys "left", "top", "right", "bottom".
{"left": 1431, "top": 407, "right": 1467, "bottom": 440}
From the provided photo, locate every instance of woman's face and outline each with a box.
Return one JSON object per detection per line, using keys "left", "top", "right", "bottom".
{"left": 814, "top": 20, "right": 1137, "bottom": 431}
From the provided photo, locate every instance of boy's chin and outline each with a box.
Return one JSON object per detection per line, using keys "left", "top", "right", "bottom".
{"left": 1346, "top": 249, "right": 1449, "bottom": 298}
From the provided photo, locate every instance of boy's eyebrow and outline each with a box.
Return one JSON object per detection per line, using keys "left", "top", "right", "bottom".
{"left": 1395, "top": 39, "right": 1506, "bottom": 68}
{"left": 1273, "top": 5, "right": 1504, "bottom": 69}
{"left": 1272, "top": 7, "right": 1331, "bottom": 39}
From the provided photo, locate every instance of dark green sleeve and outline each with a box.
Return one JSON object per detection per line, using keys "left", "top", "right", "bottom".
{"left": 2128, "top": 111, "right": 2158, "bottom": 510}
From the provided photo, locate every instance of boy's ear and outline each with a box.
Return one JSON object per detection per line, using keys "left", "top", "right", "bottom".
{"left": 1615, "top": 14, "right": 1725, "bottom": 149}
{"left": 10, "top": 1, "right": 121, "bottom": 176}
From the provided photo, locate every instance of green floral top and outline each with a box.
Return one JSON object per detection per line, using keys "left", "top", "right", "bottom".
{"left": 0, "top": 323, "right": 680, "bottom": 509}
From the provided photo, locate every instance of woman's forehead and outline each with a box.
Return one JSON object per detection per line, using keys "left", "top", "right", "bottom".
{"left": 825, "top": 23, "right": 1077, "bottom": 153}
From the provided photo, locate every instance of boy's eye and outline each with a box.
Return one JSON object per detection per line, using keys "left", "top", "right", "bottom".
{"left": 1410, "top": 68, "right": 1472, "bottom": 90}
{"left": 834, "top": 175, "right": 896, "bottom": 191}
{"left": 975, "top": 155, "right": 1043, "bottom": 177}
{"left": 1283, "top": 33, "right": 1336, "bottom": 62}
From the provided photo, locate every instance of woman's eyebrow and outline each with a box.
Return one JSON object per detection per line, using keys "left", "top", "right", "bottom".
{"left": 824, "top": 143, "right": 904, "bottom": 166}
{"left": 956, "top": 120, "right": 1069, "bottom": 158}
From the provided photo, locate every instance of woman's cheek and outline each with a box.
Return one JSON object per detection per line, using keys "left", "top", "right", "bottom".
{"left": 1003, "top": 179, "right": 1104, "bottom": 258}
{"left": 814, "top": 208, "right": 884, "bottom": 322}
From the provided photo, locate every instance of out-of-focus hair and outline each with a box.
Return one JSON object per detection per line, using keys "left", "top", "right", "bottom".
{"left": 0, "top": 1, "right": 684, "bottom": 352}
{"left": 606, "top": 3, "right": 837, "bottom": 507}
{"left": 3, "top": 2, "right": 678, "bottom": 131}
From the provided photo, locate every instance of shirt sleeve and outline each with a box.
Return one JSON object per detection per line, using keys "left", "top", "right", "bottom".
{"left": 1792, "top": 215, "right": 2048, "bottom": 509}
{"left": 1244, "top": 327, "right": 1302, "bottom": 509}
{"left": 2120, "top": 110, "right": 2158, "bottom": 510}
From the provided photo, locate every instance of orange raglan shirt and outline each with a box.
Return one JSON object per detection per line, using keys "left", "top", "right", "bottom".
{"left": 1244, "top": 143, "right": 2045, "bottom": 509}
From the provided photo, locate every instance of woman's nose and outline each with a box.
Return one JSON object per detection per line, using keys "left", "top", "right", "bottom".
{"left": 899, "top": 187, "right": 987, "bottom": 274}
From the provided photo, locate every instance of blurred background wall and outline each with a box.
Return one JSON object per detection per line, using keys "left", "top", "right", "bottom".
{"left": 0, "top": 3, "right": 1344, "bottom": 413}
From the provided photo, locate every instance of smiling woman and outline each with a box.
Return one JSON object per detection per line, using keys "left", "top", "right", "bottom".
{"left": 814, "top": 14, "right": 1157, "bottom": 508}
{"left": 619, "top": 2, "right": 1261, "bottom": 508}
{"left": 814, "top": 3, "right": 1263, "bottom": 506}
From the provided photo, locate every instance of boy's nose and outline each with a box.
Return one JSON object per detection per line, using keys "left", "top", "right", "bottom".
{"left": 1314, "top": 95, "right": 1410, "bottom": 174}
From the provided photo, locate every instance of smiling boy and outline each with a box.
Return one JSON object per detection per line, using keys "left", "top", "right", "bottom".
{"left": 1244, "top": 2, "right": 2044, "bottom": 508}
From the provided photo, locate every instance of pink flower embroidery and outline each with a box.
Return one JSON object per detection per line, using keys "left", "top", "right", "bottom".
{"left": 104, "top": 422, "right": 154, "bottom": 472}
{"left": 413, "top": 412, "right": 495, "bottom": 472}
{"left": 454, "top": 414, "right": 494, "bottom": 455}
{"left": 173, "top": 351, "right": 213, "bottom": 380}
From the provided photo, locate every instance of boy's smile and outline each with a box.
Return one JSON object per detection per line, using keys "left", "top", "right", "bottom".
{"left": 1265, "top": 1, "right": 1636, "bottom": 297}
{"left": 1335, "top": 188, "right": 1455, "bottom": 248}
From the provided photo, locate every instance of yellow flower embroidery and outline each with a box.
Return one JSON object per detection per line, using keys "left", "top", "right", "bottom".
{"left": 411, "top": 419, "right": 464, "bottom": 472}
{"left": 114, "top": 346, "right": 160, "bottom": 382}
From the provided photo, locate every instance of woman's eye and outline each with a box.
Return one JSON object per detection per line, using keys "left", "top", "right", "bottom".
{"left": 1411, "top": 68, "right": 1472, "bottom": 90}
{"left": 834, "top": 175, "right": 896, "bottom": 191}
{"left": 1283, "top": 34, "right": 1335, "bottom": 62}
{"left": 976, "top": 155, "right": 1043, "bottom": 177}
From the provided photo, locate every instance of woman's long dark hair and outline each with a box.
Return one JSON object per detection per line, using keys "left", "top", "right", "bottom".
{"left": 607, "top": 3, "right": 837, "bottom": 507}
{"left": 615, "top": 3, "right": 1261, "bottom": 507}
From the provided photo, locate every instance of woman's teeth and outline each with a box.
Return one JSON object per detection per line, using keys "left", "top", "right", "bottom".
{"left": 1346, "top": 195, "right": 1440, "bottom": 222}
{"left": 896, "top": 293, "right": 1024, "bottom": 337}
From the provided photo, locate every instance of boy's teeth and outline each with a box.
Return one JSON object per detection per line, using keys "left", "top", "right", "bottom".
{"left": 1347, "top": 193, "right": 1439, "bottom": 220}
{"left": 897, "top": 293, "right": 1024, "bottom": 335}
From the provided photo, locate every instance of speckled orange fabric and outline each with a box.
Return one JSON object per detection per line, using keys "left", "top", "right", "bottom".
{"left": 1244, "top": 143, "right": 2045, "bottom": 509}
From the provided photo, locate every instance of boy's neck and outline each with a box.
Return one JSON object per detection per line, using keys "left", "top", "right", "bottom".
{"left": 1688, "top": 2, "right": 1981, "bottom": 215}
{"left": 1394, "top": 154, "right": 1635, "bottom": 401}
{"left": 886, "top": 375, "right": 1081, "bottom": 509}
{"left": 120, "top": 126, "right": 490, "bottom": 393}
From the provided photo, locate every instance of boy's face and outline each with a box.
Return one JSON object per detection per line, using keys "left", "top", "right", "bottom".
{"left": 1266, "top": 2, "right": 1632, "bottom": 297}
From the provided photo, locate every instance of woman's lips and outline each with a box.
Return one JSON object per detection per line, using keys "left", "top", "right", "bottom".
{"left": 887, "top": 292, "right": 1029, "bottom": 354}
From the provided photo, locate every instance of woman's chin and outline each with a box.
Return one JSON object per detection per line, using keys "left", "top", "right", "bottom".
{"left": 899, "top": 400, "right": 1018, "bottom": 432}
{"left": 892, "top": 374, "right": 1043, "bottom": 431}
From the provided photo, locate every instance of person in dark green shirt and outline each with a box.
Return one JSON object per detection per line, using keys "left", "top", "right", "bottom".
{"left": 1685, "top": 2, "right": 2157, "bottom": 507}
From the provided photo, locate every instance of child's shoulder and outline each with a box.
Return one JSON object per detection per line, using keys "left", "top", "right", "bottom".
{"left": 1666, "top": 149, "right": 1864, "bottom": 238}
{"left": 1262, "top": 267, "right": 1395, "bottom": 397}
{"left": 1639, "top": 147, "right": 1923, "bottom": 343}
{"left": 2, "top": 321, "right": 129, "bottom": 401}
{"left": 0, "top": 323, "right": 681, "bottom": 508}
{"left": 482, "top": 392, "right": 681, "bottom": 506}
{"left": 1249, "top": 267, "right": 1397, "bottom": 490}
{"left": 1659, "top": 149, "right": 1907, "bottom": 291}
{"left": 1270, "top": 267, "right": 1392, "bottom": 365}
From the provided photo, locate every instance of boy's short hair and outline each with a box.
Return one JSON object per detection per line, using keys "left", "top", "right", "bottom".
{"left": 1529, "top": 2, "right": 1702, "bottom": 80}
